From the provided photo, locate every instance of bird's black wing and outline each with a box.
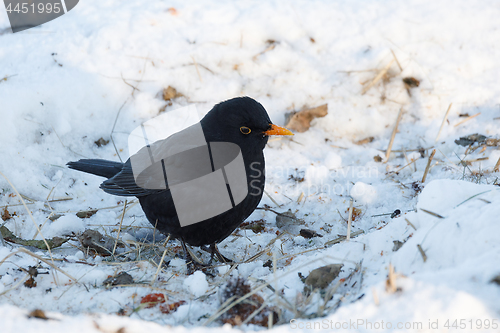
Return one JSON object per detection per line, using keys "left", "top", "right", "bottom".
{"left": 100, "top": 160, "right": 166, "bottom": 197}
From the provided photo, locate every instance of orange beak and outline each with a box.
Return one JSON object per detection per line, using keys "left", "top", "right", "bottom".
{"left": 263, "top": 124, "right": 294, "bottom": 136}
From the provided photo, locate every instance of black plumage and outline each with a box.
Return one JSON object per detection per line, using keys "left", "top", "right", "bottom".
{"left": 67, "top": 97, "right": 292, "bottom": 267}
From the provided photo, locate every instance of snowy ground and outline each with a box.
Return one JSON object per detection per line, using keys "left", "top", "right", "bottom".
{"left": 1, "top": 0, "right": 500, "bottom": 332}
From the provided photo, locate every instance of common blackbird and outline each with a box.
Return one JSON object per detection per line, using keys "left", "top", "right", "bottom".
{"left": 68, "top": 97, "right": 293, "bottom": 267}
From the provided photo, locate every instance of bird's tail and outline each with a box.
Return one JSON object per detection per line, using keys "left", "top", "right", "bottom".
{"left": 67, "top": 159, "right": 124, "bottom": 179}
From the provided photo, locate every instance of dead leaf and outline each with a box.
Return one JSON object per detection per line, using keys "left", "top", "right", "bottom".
{"left": 392, "top": 240, "right": 404, "bottom": 251}
{"left": 454, "top": 133, "right": 487, "bottom": 146}
{"left": 276, "top": 209, "right": 304, "bottom": 228}
{"left": 78, "top": 229, "right": 122, "bottom": 256}
{"left": 220, "top": 277, "right": 278, "bottom": 327}
{"left": 103, "top": 271, "right": 134, "bottom": 288}
{"left": 355, "top": 137, "right": 374, "bottom": 145}
{"left": 159, "top": 300, "right": 186, "bottom": 314}
{"left": 167, "top": 7, "right": 178, "bottom": 15}
{"left": 94, "top": 138, "right": 109, "bottom": 147}
{"left": 299, "top": 229, "right": 323, "bottom": 239}
{"left": 140, "top": 293, "right": 166, "bottom": 308}
{"left": 402, "top": 77, "right": 420, "bottom": 88}
{"left": 240, "top": 219, "right": 265, "bottom": 234}
{"left": 28, "top": 309, "right": 49, "bottom": 320}
{"left": 285, "top": 104, "right": 328, "bottom": 132}
{"left": 0, "top": 225, "right": 68, "bottom": 250}
{"left": 1, "top": 207, "right": 12, "bottom": 221}
{"left": 76, "top": 210, "right": 97, "bottom": 218}
{"left": 161, "top": 86, "right": 183, "bottom": 101}
{"left": 304, "top": 264, "right": 343, "bottom": 289}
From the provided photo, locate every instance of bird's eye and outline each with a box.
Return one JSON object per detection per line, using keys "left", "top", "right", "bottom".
{"left": 240, "top": 126, "right": 251, "bottom": 134}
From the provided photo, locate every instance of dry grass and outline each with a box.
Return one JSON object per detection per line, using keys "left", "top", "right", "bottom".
{"left": 435, "top": 103, "right": 453, "bottom": 142}
{"left": 385, "top": 108, "right": 404, "bottom": 162}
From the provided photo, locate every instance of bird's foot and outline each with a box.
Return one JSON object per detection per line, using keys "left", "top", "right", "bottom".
{"left": 181, "top": 239, "right": 218, "bottom": 275}
{"left": 200, "top": 243, "right": 234, "bottom": 264}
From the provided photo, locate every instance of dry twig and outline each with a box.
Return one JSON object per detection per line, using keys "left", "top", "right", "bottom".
{"left": 346, "top": 198, "right": 353, "bottom": 241}
{"left": 454, "top": 113, "right": 480, "bottom": 127}
{"left": 417, "top": 244, "right": 427, "bottom": 262}
{"left": 385, "top": 108, "right": 404, "bottom": 162}
{"left": 435, "top": 103, "right": 453, "bottom": 142}
{"left": 421, "top": 149, "right": 436, "bottom": 182}
{"left": 362, "top": 59, "right": 395, "bottom": 95}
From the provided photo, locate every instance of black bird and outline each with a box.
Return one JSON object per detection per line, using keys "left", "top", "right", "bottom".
{"left": 67, "top": 97, "right": 293, "bottom": 267}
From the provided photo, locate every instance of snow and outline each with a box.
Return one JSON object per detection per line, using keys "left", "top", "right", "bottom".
{"left": 1, "top": 0, "right": 500, "bottom": 332}
{"left": 184, "top": 271, "right": 209, "bottom": 297}
{"left": 350, "top": 181, "right": 377, "bottom": 205}
{"left": 42, "top": 214, "right": 85, "bottom": 238}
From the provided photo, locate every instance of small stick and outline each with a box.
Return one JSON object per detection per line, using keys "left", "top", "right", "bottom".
{"left": 296, "top": 192, "right": 304, "bottom": 204}
{"left": 417, "top": 244, "right": 427, "bottom": 262}
{"left": 464, "top": 157, "right": 488, "bottom": 163}
{"left": 112, "top": 199, "right": 127, "bottom": 256}
{"left": 386, "top": 264, "right": 397, "bottom": 293}
{"left": 393, "top": 158, "right": 418, "bottom": 173}
{"left": 390, "top": 49, "right": 403, "bottom": 72}
{"left": 435, "top": 103, "right": 453, "bottom": 142}
{"left": 324, "top": 230, "right": 364, "bottom": 246}
{"left": 405, "top": 218, "right": 417, "bottom": 230}
{"left": 362, "top": 58, "right": 395, "bottom": 95}
{"left": 494, "top": 157, "right": 500, "bottom": 172}
{"left": 421, "top": 149, "right": 436, "bottom": 182}
{"left": 264, "top": 190, "right": 281, "bottom": 207}
{"left": 379, "top": 147, "right": 434, "bottom": 153}
{"left": 372, "top": 288, "right": 379, "bottom": 306}
{"left": 150, "top": 235, "right": 170, "bottom": 286}
{"left": 454, "top": 113, "right": 480, "bottom": 127}
{"left": 346, "top": 198, "right": 353, "bottom": 241}
{"left": 385, "top": 108, "right": 404, "bottom": 162}
{"left": 419, "top": 208, "right": 444, "bottom": 219}
{"left": 191, "top": 56, "right": 202, "bottom": 82}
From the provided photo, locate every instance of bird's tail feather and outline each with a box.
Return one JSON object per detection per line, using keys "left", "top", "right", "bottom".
{"left": 67, "top": 159, "right": 124, "bottom": 179}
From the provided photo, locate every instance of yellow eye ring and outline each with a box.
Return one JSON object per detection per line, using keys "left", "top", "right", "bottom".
{"left": 240, "top": 126, "right": 251, "bottom": 134}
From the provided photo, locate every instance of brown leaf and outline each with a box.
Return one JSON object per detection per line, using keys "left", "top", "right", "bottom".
{"left": 78, "top": 229, "right": 121, "bottom": 256}
{"left": 304, "top": 264, "right": 343, "bottom": 289}
{"left": 161, "top": 86, "right": 183, "bottom": 101}
{"left": 355, "top": 137, "right": 374, "bottom": 145}
{"left": 1, "top": 207, "right": 12, "bottom": 221}
{"left": 240, "top": 219, "right": 265, "bottom": 234}
{"left": 276, "top": 209, "right": 304, "bottom": 228}
{"left": 24, "top": 277, "right": 37, "bottom": 288}
{"left": 345, "top": 207, "right": 362, "bottom": 222}
{"left": 159, "top": 300, "right": 186, "bottom": 314}
{"left": 299, "top": 229, "right": 323, "bottom": 239}
{"left": 103, "top": 271, "right": 134, "bottom": 288}
{"left": 402, "top": 77, "right": 420, "bottom": 88}
{"left": 140, "top": 293, "right": 166, "bottom": 308}
{"left": 285, "top": 104, "right": 328, "bottom": 133}
{"left": 94, "top": 138, "right": 109, "bottom": 147}
{"left": 28, "top": 309, "right": 49, "bottom": 320}
{"left": 76, "top": 210, "right": 97, "bottom": 219}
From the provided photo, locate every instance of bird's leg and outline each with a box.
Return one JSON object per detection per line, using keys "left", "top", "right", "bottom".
{"left": 181, "top": 238, "right": 208, "bottom": 273}
{"left": 199, "top": 245, "right": 216, "bottom": 265}
{"left": 210, "top": 243, "right": 233, "bottom": 264}
{"left": 200, "top": 244, "right": 233, "bottom": 264}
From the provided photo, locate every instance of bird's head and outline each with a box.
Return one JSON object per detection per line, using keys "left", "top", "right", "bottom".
{"left": 201, "top": 96, "right": 293, "bottom": 153}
